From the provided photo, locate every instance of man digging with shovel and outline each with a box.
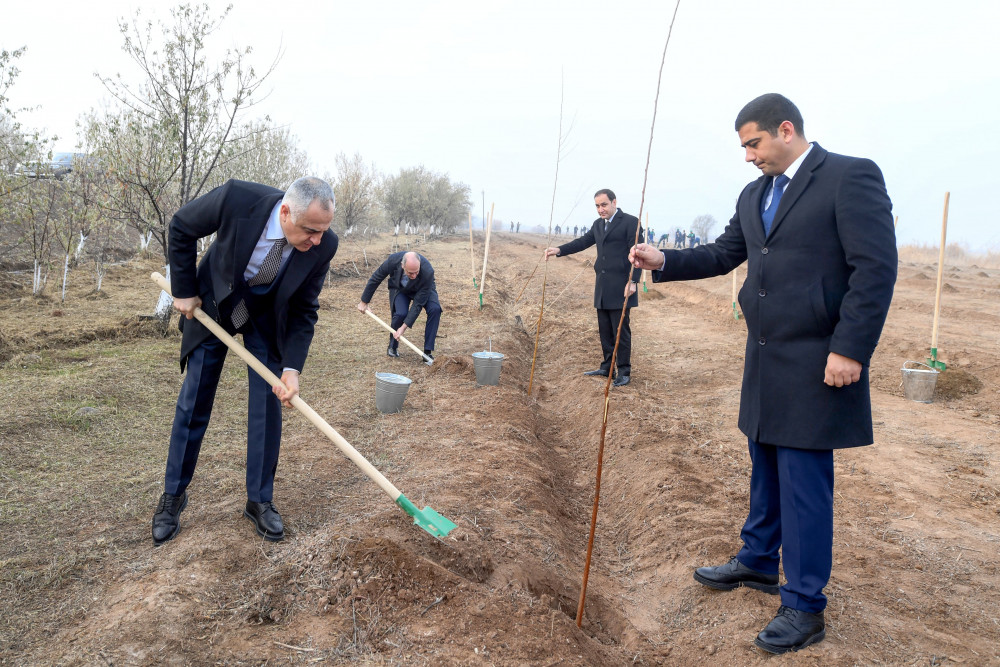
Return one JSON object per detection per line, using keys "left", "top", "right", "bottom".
{"left": 151, "top": 177, "right": 338, "bottom": 546}
{"left": 357, "top": 251, "right": 441, "bottom": 362}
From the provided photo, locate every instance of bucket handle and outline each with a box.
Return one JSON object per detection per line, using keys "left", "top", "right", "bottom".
{"left": 902, "top": 360, "right": 939, "bottom": 373}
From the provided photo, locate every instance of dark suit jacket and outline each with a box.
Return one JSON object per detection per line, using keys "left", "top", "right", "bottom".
{"left": 557, "top": 209, "right": 643, "bottom": 309}
{"left": 168, "top": 179, "right": 338, "bottom": 373}
{"left": 360, "top": 251, "right": 437, "bottom": 327}
{"left": 653, "top": 144, "right": 896, "bottom": 450}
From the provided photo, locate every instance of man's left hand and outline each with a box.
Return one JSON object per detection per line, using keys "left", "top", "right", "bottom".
{"left": 275, "top": 370, "right": 300, "bottom": 408}
{"left": 824, "top": 352, "right": 862, "bottom": 387}
{"left": 394, "top": 323, "right": 408, "bottom": 340}
{"left": 624, "top": 281, "right": 637, "bottom": 297}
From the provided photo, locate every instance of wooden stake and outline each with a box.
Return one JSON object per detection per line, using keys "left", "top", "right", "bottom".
{"left": 576, "top": 0, "right": 681, "bottom": 628}
{"left": 930, "top": 192, "right": 949, "bottom": 360}
{"left": 479, "top": 203, "right": 494, "bottom": 308}
{"left": 469, "top": 211, "right": 477, "bottom": 288}
{"left": 528, "top": 72, "right": 566, "bottom": 395}
{"left": 641, "top": 212, "right": 650, "bottom": 292}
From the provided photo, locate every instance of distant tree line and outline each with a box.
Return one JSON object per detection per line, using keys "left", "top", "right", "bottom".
{"left": 0, "top": 3, "right": 470, "bottom": 303}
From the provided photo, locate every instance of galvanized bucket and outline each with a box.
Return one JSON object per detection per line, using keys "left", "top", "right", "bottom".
{"left": 901, "top": 360, "right": 938, "bottom": 403}
{"left": 375, "top": 372, "right": 412, "bottom": 413}
{"left": 471, "top": 351, "right": 504, "bottom": 386}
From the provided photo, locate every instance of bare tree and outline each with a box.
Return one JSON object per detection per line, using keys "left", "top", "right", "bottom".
{"left": 52, "top": 157, "right": 106, "bottom": 301}
{"left": 1, "top": 46, "right": 53, "bottom": 256}
{"left": 86, "top": 2, "right": 280, "bottom": 263}
{"left": 333, "top": 152, "right": 380, "bottom": 233}
{"left": 689, "top": 214, "right": 718, "bottom": 244}
{"left": 213, "top": 120, "right": 310, "bottom": 189}
{"left": 10, "top": 179, "right": 59, "bottom": 294}
{"left": 380, "top": 166, "right": 470, "bottom": 236}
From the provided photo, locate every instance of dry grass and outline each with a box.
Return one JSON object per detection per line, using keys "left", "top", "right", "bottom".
{"left": 897, "top": 242, "right": 1000, "bottom": 268}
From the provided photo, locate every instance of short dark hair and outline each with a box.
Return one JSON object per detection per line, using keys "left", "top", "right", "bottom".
{"left": 594, "top": 188, "right": 616, "bottom": 201}
{"left": 734, "top": 93, "right": 805, "bottom": 138}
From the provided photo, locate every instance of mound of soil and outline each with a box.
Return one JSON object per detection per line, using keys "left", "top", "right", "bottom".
{"left": 935, "top": 367, "right": 983, "bottom": 400}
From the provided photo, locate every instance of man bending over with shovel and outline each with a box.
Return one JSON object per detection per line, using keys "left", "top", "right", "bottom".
{"left": 357, "top": 251, "right": 442, "bottom": 360}
{"left": 152, "top": 177, "right": 338, "bottom": 546}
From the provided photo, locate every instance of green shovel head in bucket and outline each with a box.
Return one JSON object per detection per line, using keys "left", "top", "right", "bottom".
{"left": 926, "top": 347, "right": 947, "bottom": 371}
{"left": 396, "top": 494, "right": 457, "bottom": 539}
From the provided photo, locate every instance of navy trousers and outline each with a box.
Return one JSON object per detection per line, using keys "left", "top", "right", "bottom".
{"left": 164, "top": 324, "right": 283, "bottom": 503}
{"left": 390, "top": 292, "right": 442, "bottom": 351}
{"left": 736, "top": 438, "right": 834, "bottom": 613}
{"left": 596, "top": 307, "right": 631, "bottom": 376}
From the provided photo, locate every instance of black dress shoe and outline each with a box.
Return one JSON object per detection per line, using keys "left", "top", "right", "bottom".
{"left": 583, "top": 369, "right": 610, "bottom": 377}
{"left": 386, "top": 345, "right": 400, "bottom": 358}
{"left": 693, "top": 556, "right": 779, "bottom": 594}
{"left": 151, "top": 491, "right": 188, "bottom": 546}
{"left": 613, "top": 374, "right": 631, "bottom": 387}
{"left": 244, "top": 501, "right": 284, "bottom": 541}
{"left": 423, "top": 349, "right": 434, "bottom": 360}
{"left": 754, "top": 606, "right": 825, "bottom": 654}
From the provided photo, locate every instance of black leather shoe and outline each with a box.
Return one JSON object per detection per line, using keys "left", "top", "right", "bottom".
{"left": 423, "top": 349, "right": 434, "bottom": 360}
{"left": 152, "top": 491, "right": 188, "bottom": 546}
{"left": 613, "top": 374, "right": 631, "bottom": 387}
{"left": 387, "top": 345, "right": 400, "bottom": 358}
{"left": 244, "top": 501, "right": 284, "bottom": 541}
{"left": 754, "top": 606, "right": 825, "bottom": 654}
{"left": 693, "top": 556, "right": 779, "bottom": 594}
{"left": 583, "top": 369, "right": 610, "bottom": 377}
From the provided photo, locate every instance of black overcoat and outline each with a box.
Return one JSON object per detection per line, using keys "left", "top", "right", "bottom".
{"left": 558, "top": 209, "right": 643, "bottom": 309}
{"left": 654, "top": 144, "right": 897, "bottom": 449}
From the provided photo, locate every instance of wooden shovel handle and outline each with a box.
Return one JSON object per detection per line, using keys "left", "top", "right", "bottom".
{"left": 150, "top": 272, "right": 401, "bottom": 501}
{"left": 363, "top": 308, "right": 433, "bottom": 363}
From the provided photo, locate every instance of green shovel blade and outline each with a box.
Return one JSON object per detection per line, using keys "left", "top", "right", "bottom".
{"left": 927, "top": 347, "right": 947, "bottom": 371}
{"left": 396, "top": 494, "right": 457, "bottom": 538}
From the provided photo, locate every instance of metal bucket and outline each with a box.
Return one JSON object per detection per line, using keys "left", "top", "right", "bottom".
{"left": 901, "top": 361, "right": 938, "bottom": 403}
{"left": 471, "top": 351, "right": 504, "bottom": 386}
{"left": 375, "top": 372, "right": 412, "bottom": 413}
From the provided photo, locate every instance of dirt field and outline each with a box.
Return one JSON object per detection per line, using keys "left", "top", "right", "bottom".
{"left": 1, "top": 231, "right": 998, "bottom": 665}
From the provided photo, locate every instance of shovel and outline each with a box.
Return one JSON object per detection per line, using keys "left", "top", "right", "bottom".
{"left": 150, "top": 272, "right": 456, "bottom": 539}
{"left": 362, "top": 308, "right": 434, "bottom": 365}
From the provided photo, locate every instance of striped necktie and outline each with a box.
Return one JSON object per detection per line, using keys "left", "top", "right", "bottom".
{"left": 231, "top": 238, "right": 287, "bottom": 329}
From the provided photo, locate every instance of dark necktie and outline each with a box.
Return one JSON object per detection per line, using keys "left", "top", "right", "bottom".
{"left": 761, "top": 174, "right": 790, "bottom": 235}
{"left": 231, "top": 238, "right": 287, "bottom": 329}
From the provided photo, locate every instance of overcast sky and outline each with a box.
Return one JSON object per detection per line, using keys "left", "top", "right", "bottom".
{"left": 5, "top": 0, "right": 999, "bottom": 250}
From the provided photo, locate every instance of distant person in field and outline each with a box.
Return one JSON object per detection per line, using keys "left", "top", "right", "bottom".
{"left": 674, "top": 229, "right": 684, "bottom": 248}
{"left": 357, "top": 251, "right": 441, "bottom": 360}
{"left": 516, "top": 221, "right": 520, "bottom": 233}
{"left": 152, "top": 177, "right": 338, "bottom": 547}
{"left": 630, "top": 93, "right": 896, "bottom": 655}
{"left": 544, "top": 188, "right": 642, "bottom": 387}
{"left": 510, "top": 221, "right": 514, "bottom": 232}
{"left": 555, "top": 225, "right": 561, "bottom": 235}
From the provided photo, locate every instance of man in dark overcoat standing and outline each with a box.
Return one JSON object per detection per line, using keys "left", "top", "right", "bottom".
{"left": 631, "top": 93, "right": 897, "bottom": 654}
{"left": 544, "top": 189, "right": 643, "bottom": 387}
